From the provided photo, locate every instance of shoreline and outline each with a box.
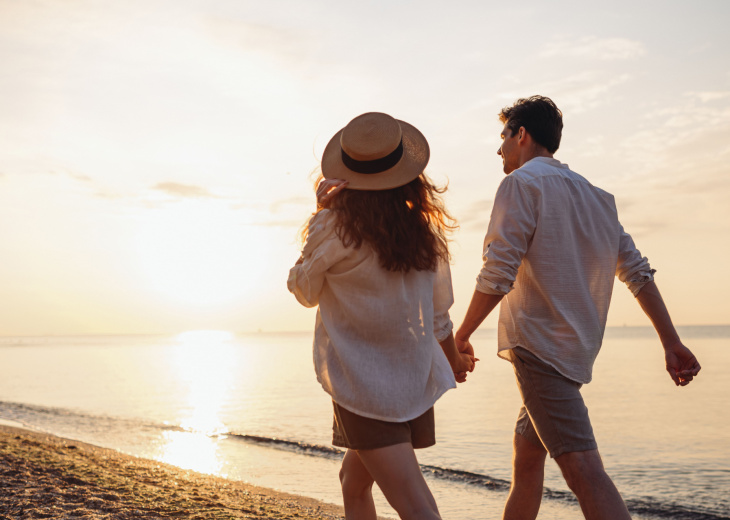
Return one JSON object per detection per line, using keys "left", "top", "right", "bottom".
{"left": 0, "top": 424, "right": 347, "bottom": 519}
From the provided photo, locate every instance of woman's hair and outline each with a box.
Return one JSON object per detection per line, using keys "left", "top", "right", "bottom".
{"left": 303, "top": 173, "right": 457, "bottom": 272}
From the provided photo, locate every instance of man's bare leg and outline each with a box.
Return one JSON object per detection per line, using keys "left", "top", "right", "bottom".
{"left": 340, "top": 449, "right": 377, "bottom": 520}
{"left": 503, "top": 433, "right": 547, "bottom": 520}
{"left": 555, "top": 449, "right": 631, "bottom": 520}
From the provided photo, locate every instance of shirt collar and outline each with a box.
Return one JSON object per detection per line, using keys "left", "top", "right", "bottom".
{"left": 525, "top": 156, "right": 569, "bottom": 169}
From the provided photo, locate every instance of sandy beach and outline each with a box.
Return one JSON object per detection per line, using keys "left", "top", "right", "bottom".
{"left": 0, "top": 424, "right": 346, "bottom": 519}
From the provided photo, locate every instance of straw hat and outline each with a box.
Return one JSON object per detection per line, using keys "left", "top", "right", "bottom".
{"left": 321, "top": 112, "right": 429, "bottom": 190}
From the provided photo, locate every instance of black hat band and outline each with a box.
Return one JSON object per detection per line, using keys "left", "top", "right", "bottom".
{"left": 341, "top": 139, "right": 404, "bottom": 174}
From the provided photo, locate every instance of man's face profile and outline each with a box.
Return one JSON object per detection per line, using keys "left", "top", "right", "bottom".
{"left": 497, "top": 122, "right": 519, "bottom": 175}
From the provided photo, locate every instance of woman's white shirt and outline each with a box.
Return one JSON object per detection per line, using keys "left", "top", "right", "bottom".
{"left": 288, "top": 209, "right": 456, "bottom": 422}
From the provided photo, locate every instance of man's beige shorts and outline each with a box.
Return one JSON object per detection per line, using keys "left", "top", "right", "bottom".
{"left": 511, "top": 347, "right": 598, "bottom": 458}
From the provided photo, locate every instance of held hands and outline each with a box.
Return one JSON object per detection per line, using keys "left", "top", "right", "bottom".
{"left": 452, "top": 352, "right": 476, "bottom": 383}
{"left": 439, "top": 333, "right": 477, "bottom": 383}
{"left": 664, "top": 341, "right": 701, "bottom": 386}
{"left": 454, "top": 337, "right": 479, "bottom": 383}
{"left": 316, "top": 179, "right": 348, "bottom": 209}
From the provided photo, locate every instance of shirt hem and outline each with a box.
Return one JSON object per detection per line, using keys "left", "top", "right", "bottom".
{"left": 324, "top": 383, "right": 455, "bottom": 423}
{"left": 498, "top": 345, "right": 592, "bottom": 385}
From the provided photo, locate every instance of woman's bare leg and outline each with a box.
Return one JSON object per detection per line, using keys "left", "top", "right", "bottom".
{"left": 503, "top": 433, "right": 547, "bottom": 520}
{"left": 356, "top": 442, "right": 440, "bottom": 520}
{"left": 340, "top": 449, "right": 377, "bottom": 520}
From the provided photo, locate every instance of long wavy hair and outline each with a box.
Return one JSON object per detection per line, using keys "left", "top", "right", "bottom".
{"left": 303, "top": 173, "right": 457, "bottom": 272}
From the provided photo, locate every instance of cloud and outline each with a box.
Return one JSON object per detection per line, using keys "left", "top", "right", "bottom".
{"left": 151, "top": 182, "right": 217, "bottom": 199}
{"left": 222, "top": 196, "right": 312, "bottom": 229}
{"left": 204, "top": 16, "right": 317, "bottom": 66}
{"left": 456, "top": 198, "right": 494, "bottom": 232}
{"left": 93, "top": 191, "right": 126, "bottom": 200}
{"left": 258, "top": 218, "right": 308, "bottom": 228}
{"left": 540, "top": 36, "right": 646, "bottom": 61}
{"left": 572, "top": 135, "right": 607, "bottom": 158}
{"left": 611, "top": 90, "right": 730, "bottom": 214}
{"left": 620, "top": 90, "right": 730, "bottom": 160}
{"left": 268, "top": 196, "right": 312, "bottom": 214}
{"left": 490, "top": 70, "right": 633, "bottom": 116}
{"left": 549, "top": 71, "right": 632, "bottom": 113}
{"left": 65, "top": 170, "right": 92, "bottom": 183}
{"left": 615, "top": 207, "right": 671, "bottom": 239}
{"left": 692, "top": 91, "right": 730, "bottom": 103}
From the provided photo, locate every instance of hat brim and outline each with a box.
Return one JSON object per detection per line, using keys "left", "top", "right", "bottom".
{"left": 321, "top": 119, "right": 429, "bottom": 191}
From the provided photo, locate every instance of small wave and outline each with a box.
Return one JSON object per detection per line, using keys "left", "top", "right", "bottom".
{"left": 420, "top": 465, "right": 511, "bottom": 491}
{"left": 0, "top": 401, "right": 184, "bottom": 437}
{"left": 225, "top": 432, "right": 344, "bottom": 459}
{"left": 623, "top": 496, "right": 730, "bottom": 520}
{"left": 0, "top": 400, "right": 92, "bottom": 428}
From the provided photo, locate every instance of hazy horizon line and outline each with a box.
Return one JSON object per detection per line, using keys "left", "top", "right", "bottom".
{"left": 1, "top": 323, "right": 729, "bottom": 340}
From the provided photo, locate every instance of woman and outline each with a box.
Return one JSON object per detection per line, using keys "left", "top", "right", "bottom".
{"left": 288, "top": 112, "right": 474, "bottom": 520}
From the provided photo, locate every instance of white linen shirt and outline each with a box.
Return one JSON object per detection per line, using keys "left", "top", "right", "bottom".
{"left": 288, "top": 209, "right": 457, "bottom": 422}
{"left": 477, "top": 157, "right": 654, "bottom": 383}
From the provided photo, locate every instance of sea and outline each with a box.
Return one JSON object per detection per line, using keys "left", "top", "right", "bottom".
{"left": 0, "top": 326, "right": 728, "bottom": 520}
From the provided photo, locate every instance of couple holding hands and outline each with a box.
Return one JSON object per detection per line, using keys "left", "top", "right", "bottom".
{"left": 288, "top": 96, "right": 701, "bottom": 520}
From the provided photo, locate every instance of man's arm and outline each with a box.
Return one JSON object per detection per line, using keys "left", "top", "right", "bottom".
{"left": 456, "top": 176, "right": 533, "bottom": 357}
{"left": 634, "top": 280, "right": 701, "bottom": 386}
{"left": 455, "top": 290, "right": 504, "bottom": 354}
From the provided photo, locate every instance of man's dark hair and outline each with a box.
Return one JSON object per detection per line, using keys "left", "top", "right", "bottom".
{"left": 499, "top": 96, "right": 563, "bottom": 153}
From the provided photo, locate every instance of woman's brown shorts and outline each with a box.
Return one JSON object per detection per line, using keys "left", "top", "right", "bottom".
{"left": 332, "top": 401, "right": 435, "bottom": 451}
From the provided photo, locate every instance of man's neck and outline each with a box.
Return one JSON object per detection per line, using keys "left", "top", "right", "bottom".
{"left": 518, "top": 146, "right": 553, "bottom": 168}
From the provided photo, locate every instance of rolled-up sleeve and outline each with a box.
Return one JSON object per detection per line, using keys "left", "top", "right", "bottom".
{"left": 432, "top": 259, "right": 455, "bottom": 342}
{"left": 615, "top": 224, "right": 655, "bottom": 296}
{"left": 287, "top": 210, "right": 351, "bottom": 307}
{"left": 476, "top": 176, "right": 537, "bottom": 295}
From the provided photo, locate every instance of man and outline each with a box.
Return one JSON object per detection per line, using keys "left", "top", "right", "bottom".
{"left": 455, "top": 96, "right": 701, "bottom": 520}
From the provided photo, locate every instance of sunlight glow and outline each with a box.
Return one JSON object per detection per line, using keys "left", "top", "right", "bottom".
{"left": 134, "top": 200, "right": 255, "bottom": 306}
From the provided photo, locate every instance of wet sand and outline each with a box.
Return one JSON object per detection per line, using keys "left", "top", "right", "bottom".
{"left": 0, "top": 424, "right": 346, "bottom": 519}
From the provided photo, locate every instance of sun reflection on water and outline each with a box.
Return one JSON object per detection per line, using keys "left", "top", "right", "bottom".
{"left": 156, "top": 330, "right": 238, "bottom": 474}
{"left": 158, "top": 430, "right": 226, "bottom": 475}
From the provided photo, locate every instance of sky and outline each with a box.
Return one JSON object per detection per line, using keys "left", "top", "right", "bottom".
{"left": 1, "top": 0, "right": 728, "bottom": 336}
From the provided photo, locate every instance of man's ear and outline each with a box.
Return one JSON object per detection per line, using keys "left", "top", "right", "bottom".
{"left": 516, "top": 126, "right": 528, "bottom": 145}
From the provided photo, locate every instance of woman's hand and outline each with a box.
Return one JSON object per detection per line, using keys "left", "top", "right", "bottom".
{"left": 453, "top": 352, "right": 477, "bottom": 383}
{"left": 316, "top": 179, "right": 349, "bottom": 209}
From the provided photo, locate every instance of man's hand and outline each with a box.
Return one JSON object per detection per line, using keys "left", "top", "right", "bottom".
{"left": 664, "top": 342, "right": 701, "bottom": 386}
{"left": 456, "top": 337, "right": 475, "bottom": 357}
{"left": 634, "top": 281, "right": 701, "bottom": 387}
{"left": 316, "top": 179, "right": 348, "bottom": 209}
